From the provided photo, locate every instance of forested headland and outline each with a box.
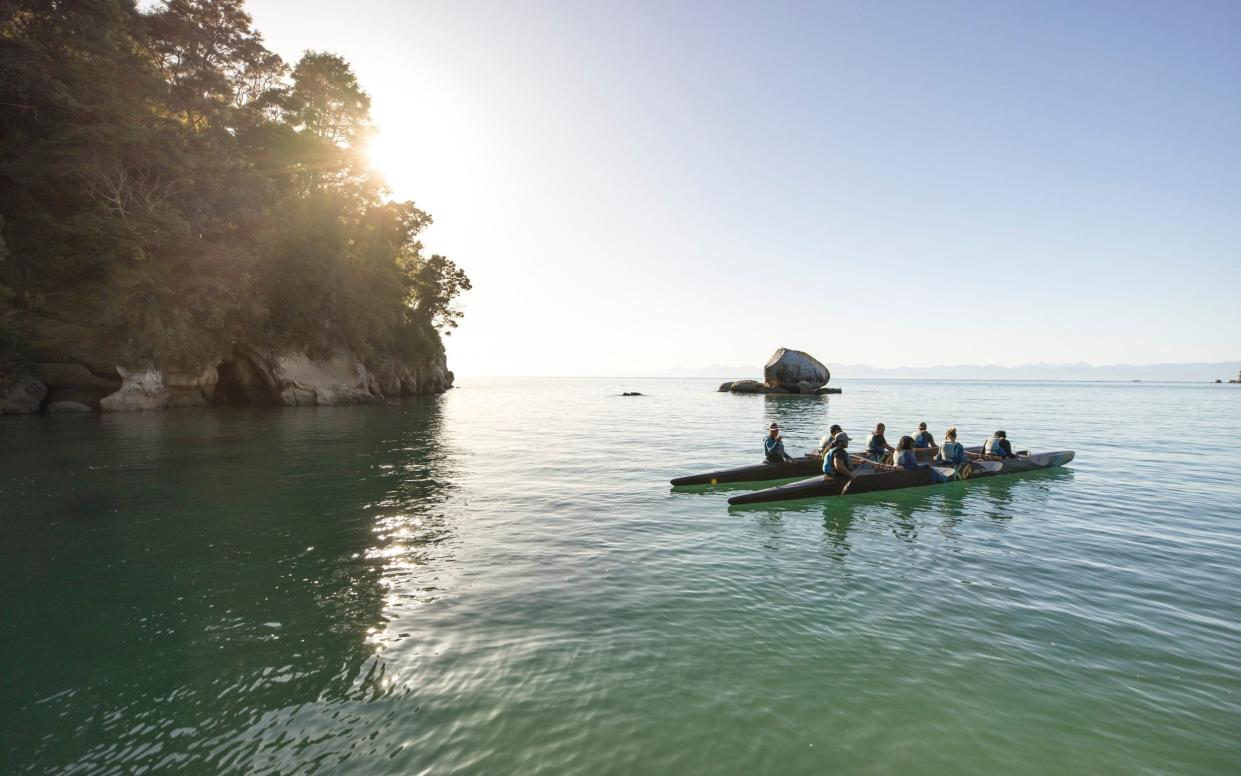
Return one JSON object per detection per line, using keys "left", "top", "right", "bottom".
{"left": 0, "top": 0, "right": 469, "bottom": 412}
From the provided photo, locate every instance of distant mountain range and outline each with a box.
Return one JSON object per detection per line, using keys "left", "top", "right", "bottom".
{"left": 648, "top": 361, "right": 1241, "bottom": 382}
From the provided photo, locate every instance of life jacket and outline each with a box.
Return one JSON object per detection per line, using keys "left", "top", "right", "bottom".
{"left": 984, "top": 437, "right": 1004, "bottom": 456}
{"left": 894, "top": 449, "right": 920, "bottom": 470}
{"left": 913, "top": 431, "right": 932, "bottom": 448}
{"left": 866, "top": 433, "right": 886, "bottom": 455}
{"left": 939, "top": 441, "right": 965, "bottom": 464}
{"left": 823, "top": 447, "right": 849, "bottom": 476}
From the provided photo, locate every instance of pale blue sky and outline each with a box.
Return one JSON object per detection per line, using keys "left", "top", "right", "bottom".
{"left": 246, "top": 0, "right": 1241, "bottom": 375}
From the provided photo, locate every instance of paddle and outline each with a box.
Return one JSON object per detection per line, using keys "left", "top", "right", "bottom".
{"left": 841, "top": 457, "right": 910, "bottom": 495}
{"left": 849, "top": 454, "right": 898, "bottom": 472}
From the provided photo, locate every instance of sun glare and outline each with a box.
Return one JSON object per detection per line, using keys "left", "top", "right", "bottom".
{"left": 365, "top": 132, "right": 408, "bottom": 194}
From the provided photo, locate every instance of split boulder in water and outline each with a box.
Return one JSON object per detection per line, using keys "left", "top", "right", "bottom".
{"left": 716, "top": 348, "right": 838, "bottom": 395}
{"left": 764, "top": 348, "right": 830, "bottom": 391}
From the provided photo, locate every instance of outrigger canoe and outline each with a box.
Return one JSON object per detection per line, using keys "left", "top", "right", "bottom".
{"left": 726, "top": 450, "right": 1074, "bottom": 506}
{"left": 670, "top": 446, "right": 947, "bottom": 487}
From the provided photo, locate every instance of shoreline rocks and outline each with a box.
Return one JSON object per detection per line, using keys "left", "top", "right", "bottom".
{"left": 1, "top": 342, "right": 454, "bottom": 415}
{"left": 0, "top": 375, "right": 48, "bottom": 414}
{"left": 100, "top": 367, "right": 169, "bottom": 412}
{"left": 717, "top": 379, "right": 841, "bottom": 396}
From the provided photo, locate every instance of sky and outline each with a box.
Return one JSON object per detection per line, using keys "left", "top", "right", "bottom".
{"left": 244, "top": 0, "right": 1241, "bottom": 376}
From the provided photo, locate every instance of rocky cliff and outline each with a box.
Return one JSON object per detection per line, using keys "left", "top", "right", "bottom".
{"left": 0, "top": 320, "right": 454, "bottom": 414}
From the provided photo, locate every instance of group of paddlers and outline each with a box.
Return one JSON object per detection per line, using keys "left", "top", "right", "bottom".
{"left": 764, "top": 422, "right": 1019, "bottom": 478}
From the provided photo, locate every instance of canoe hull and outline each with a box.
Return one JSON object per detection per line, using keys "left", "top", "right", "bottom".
{"left": 671, "top": 446, "right": 943, "bottom": 487}
{"left": 670, "top": 457, "right": 822, "bottom": 486}
{"left": 724, "top": 473, "right": 852, "bottom": 505}
{"left": 727, "top": 450, "right": 1074, "bottom": 505}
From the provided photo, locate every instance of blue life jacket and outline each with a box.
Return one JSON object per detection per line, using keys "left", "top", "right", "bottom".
{"left": 867, "top": 433, "right": 886, "bottom": 455}
{"left": 894, "top": 449, "right": 920, "bottom": 470}
{"left": 823, "top": 447, "right": 850, "bottom": 476}
{"left": 913, "top": 431, "right": 932, "bottom": 448}
{"left": 984, "top": 437, "right": 1004, "bottom": 456}
{"left": 938, "top": 441, "right": 965, "bottom": 465}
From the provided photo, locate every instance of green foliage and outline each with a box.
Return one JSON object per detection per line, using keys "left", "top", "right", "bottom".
{"left": 0, "top": 0, "right": 468, "bottom": 370}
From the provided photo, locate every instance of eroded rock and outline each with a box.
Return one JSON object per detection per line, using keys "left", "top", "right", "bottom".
{"left": 165, "top": 365, "right": 218, "bottom": 408}
{"left": 0, "top": 375, "right": 47, "bottom": 414}
{"left": 101, "top": 366, "right": 168, "bottom": 412}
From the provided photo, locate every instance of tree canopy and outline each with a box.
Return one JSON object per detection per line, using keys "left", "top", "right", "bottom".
{"left": 0, "top": 0, "right": 469, "bottom": 372}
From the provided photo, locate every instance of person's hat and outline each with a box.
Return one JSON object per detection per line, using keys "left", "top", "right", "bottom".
{"left": 918, "top": 421, "right": 927, "bottom": 429}
{"left": 768, "top": 423, "right": 779, "bottom": 430}
{"left": 829, "top": 424, "right": 842, "bottom": 434}
{"left": 834, "top": 432, "right": 850, "bottom": 445}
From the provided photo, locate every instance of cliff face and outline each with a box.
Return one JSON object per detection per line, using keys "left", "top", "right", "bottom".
{"left": 0, "top": 323, "right": 454, "bottom": 414}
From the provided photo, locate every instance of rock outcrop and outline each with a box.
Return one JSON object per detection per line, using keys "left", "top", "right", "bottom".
{"left": 100, "top": 366, "right": 168, "bottom": 412}
{"left": 0, "top": 375, "right": 47, "bottom": 414}
{"left": 728, "top": 379, "right": 765, "bottom": 394}
{"left": 764, "top": 348, "right": 830, "bottom": 391}
{"left": 13, "top": 322, "right": 453, "bottom": 413}
{"left": 165, "top": 365, "right": 219, "bottom": 408}
{"left": 213, "top": 345, "right": 452, "bottom": 407}
{"left": 225, "top": 346, "right": 379, "bottom": 406}
{"left": 32, "top": 361, "right": 122, "bottom": 409}
{"left": 717, "top": 348, "right": 838, "bottom": 396}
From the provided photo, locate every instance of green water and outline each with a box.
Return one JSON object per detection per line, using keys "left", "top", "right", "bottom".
{"left": 2, "top": 378, "right": 1239, "bottom": 773}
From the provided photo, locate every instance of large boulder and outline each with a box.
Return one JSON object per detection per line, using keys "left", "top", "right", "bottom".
{"left": 763, "top": 348, "right": 830, "bottom": 390}
{"left": 0, "top": 375, "right": 47, "bottom": 414}
{"left": 101, "top": 366, "right": 168, "bottom": 412}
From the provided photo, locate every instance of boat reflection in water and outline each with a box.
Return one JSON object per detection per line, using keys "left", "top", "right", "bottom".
{"left": 729, "top": 468, "right": 1075, "bottom": 562}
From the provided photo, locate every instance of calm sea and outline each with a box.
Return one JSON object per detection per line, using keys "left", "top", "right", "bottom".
{"left": 2, "top": 378, "right": 1239, "bottom": 774}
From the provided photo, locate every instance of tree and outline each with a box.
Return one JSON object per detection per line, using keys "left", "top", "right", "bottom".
{"left": 286, "top": 52, "right": 372, "bottom": 146}
{"left": 406, "top": 254, "right": 472, "bottom": 333}
{"left": 0, "top": 0, "right": 468, "bottom": 377}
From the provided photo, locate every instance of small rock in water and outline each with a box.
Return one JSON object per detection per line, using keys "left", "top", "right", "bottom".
{"left": 621, "top": 391, "right": 644, "bottom": 396}
{"left": 46, "top": 400, "right": 93, "bottom": 413}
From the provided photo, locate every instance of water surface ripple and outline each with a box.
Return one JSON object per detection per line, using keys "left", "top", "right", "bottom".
{"left": 2, "top": 378, "right": 1239, "bottom": 773}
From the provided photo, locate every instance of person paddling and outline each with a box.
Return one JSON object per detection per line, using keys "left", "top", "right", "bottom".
{"left": 822, "top": 432, "right": 853, "bottom": 478}
{"left": 934, "top": 427, "right": 966, "bottom": 465}
{"left": 765, "top": 423, "right": 793, "bottom": 463}
{"left": 982, "top": 430, "right": 1017, "bottom": 459}
{"left": 912, "top": 422, "right": 936, "bottom": 449}
{"left": 866, "top": 423, "right": 894, "bottom": 461}
{"left": 814, "top": 424, "right": 843, "bottom": 456}
{"left": 892, "top": 435, "right": 927, "bottom": 470}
